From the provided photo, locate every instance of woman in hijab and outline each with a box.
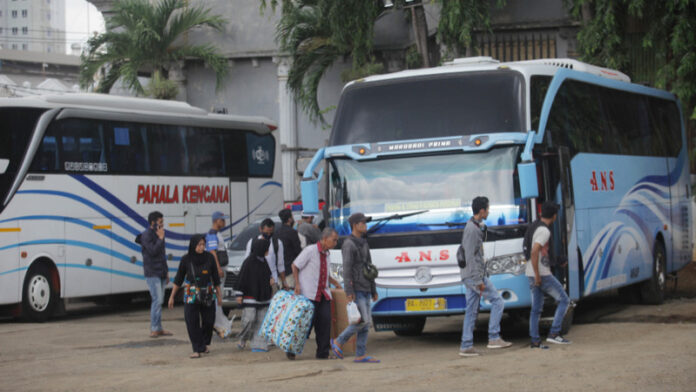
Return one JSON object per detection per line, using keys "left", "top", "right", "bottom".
{"left": 235, "top": 237, "right": 274, "bottom": 352}
{"left": 168, "top": 234, "right": 222, "bottom": 358}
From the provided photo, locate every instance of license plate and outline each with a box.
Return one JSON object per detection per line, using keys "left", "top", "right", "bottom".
{"left": 405, "top": 298, "right": 447, "bottom": 312}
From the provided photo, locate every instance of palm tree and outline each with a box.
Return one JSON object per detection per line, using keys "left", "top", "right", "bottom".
{"left": 80, "top": 0, "right": 228, "bottom": 99}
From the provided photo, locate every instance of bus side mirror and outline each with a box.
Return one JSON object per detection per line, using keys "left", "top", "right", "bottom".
{"left": 518, "top": 162, "right": 539, "bottom": 198}
{"left": 301, "top": 178, "right": 320, "bottom": 214}
{"left": 0, "top": 159, "right": 8, "bottom": 174}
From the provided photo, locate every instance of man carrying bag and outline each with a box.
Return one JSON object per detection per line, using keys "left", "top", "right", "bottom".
{"left": 331, "top": 213, "right": 380, "bottom": 363}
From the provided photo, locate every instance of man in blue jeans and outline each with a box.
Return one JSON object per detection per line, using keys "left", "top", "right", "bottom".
{"left": 331, "top": 212, "right": 380, "bottom": 363}
{"left": 140, "top": 211, "right": 172, "bottom": 338}
{"left": 459, "top": 196, "right": 512, "bottom": 357}
{"left": 525, "top": 201, "right": 571, "bottom": 348}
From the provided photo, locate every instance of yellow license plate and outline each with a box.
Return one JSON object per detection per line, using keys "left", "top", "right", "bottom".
{"left": 405, "top": 298, "right": 447, "bottom": 312}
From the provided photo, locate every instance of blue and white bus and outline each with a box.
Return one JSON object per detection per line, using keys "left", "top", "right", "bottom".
{"left": 300, "top": 57, "right": 693, "bottom": 335}
{"left": 0, "top": 93, "right": 282, "bottom": 321}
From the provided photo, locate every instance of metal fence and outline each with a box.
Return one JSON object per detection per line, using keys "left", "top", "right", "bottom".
{"left": 475, "top": 31, "right": 557, "bottom": 62}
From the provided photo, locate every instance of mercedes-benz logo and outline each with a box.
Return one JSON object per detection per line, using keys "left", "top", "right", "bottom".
{"left": 414, "top": 266, "right": 432, "bottom": 284}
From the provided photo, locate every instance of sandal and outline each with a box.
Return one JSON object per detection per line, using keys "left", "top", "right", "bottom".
{"left": 189, "top": 352, "right": 201, "bottom": 359}
{"left": 330, "top": 339, "right": 344, "bottom": 359}
{"left": 157, "top": 330, "right": 173, "bottom": 337}
{"left": 354, "top": 356, "right": 380, "bottom": 363}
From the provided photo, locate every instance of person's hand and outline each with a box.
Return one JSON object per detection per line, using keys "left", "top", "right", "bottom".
{"left": 270, "top": 278, "right": 275, "bottom": 287}
{"left": 156, "top": 226, "right": 165, "bottom": 240}
{"left": 534, "top": 275, "right": 542, "bottom": 287}
{"left": 282, "top": 282, "right": 289, "bottom": 290}
{"left": 294, "top": 285, "right": 301, "bottom": 296}
{"left": 346, "top": 294, "right": 354, "bottom": 302}
{"left": 217, "top": 297, "right": 223, "bottom": 307}
{"left": 372, "top": 293, "right": 378, "bottom": 302}
{"left": 236, "top": 297, "right": 242, "bottom": 305}
{"left": 477, "top": 283, "right": 485, "bottom": 293}
{"left": 218, "top": 267, "right": 224, "bottom": 278}
{"left": 165, "top": 273, "right": 169, "bottom": 283}
{"left": 167, "top": 296, "right": 174, "bottom": 309}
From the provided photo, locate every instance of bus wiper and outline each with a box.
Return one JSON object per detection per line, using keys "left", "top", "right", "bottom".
{"left": 367, "top": 209, "right": 429, "bottom": 234}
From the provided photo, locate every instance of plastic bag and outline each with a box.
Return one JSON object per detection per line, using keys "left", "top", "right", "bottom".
{"left": 346, "top": 301, "right": 361, "bottom": 325}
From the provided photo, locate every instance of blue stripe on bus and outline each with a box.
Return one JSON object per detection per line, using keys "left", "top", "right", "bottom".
{"left": 57, "top": 263, "right": 146, "bottom": 280}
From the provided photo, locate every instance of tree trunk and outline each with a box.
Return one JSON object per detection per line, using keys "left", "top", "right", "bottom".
{"left": 411, "top": 5, "right": 430, "bottom": 68}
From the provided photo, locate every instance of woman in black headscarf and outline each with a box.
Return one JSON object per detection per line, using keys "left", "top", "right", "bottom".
{"left": 168, "top": 234, "right": 222, "bottom": 358}
{"left": 234, "top": 237, "right": 273, "bottom": 352}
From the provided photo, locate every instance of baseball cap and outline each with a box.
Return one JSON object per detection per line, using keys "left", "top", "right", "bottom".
{"left": 212, "top": 211, "right": 229, "bottom": 222}
{"left": 348, "top": 212, "right": 371, "bottom": 227}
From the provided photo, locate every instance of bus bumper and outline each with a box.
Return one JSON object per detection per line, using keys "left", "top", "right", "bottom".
{"left": 371, "top": 273, "right": 531, "bottom": 317}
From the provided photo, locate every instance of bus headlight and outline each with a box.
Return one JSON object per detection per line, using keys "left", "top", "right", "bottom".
{"left": 330, "top": 263, "right": 344, "bottom": 286}
{"left": 487, "top": 253, "right": 526, "bottom": 276}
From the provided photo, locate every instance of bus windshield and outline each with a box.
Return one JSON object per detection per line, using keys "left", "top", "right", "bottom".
{"left": 330, "top": 70, "right": 525, "bottom": 146}
{"left": 0, "top": 107, "right": 45, "bottom": 209}
{"left": 328, "top": 146, "right": 527, "bottom": 234}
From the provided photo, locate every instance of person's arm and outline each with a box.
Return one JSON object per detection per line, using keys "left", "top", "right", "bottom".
{"left": 168, "top": 260, "right": 187, "bottom": 308}
{"left": 292, "top": 263, "right": 301, "bottom": 295}
{"left": 462, "top": 227, "right": 484, "bottom": 289}
{"left": 210, "top": 257, "right": 222, "bottom": 306}
{"left": 168, "top": 283, "right": 180, "bottom": 309}
{"left": 244, "top": 238, "right": 252, "bottom": 258}
{"left": 367, "top": 249, "right": 378, "bottom": 301}
{"left": 531, "top": 242, "right": 542, "bottom": 286}
{"left": 276, "top": 241, "right": 287, "bottom": 288}
{"left": 141, "top": 230, "right": 164, "bottom": 257}
{"left": 341, "top": 242, "right": 356, "bottom": 300}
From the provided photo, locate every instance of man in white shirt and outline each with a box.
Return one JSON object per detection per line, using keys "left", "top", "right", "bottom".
{"left": 291, "top": 228, "right": 342, "bottom": 360}
{"left": 525, "top": 201, "right": 571, "bottom": 349}
{"left": 244, "top": 218, "right": 287, "bottom": 290}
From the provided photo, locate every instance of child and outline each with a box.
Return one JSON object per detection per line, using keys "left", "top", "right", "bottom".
{"left": 234, "top": 238, "right": 274, "bottom": 352}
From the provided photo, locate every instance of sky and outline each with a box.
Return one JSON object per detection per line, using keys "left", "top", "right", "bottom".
{"left": 64, "top": 0, "right": 105, "bottom": 55}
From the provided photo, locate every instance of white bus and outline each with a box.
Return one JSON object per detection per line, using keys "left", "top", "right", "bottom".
{"left": 0, "top": 94, "right": 282, "bottom": 321}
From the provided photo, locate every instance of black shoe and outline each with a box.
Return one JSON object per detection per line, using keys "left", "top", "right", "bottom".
{"left": 286, "top": 352, "right": 296, "bottom": 360}
{"left": 530, "top": 341, "right": 550, "bottom": 350}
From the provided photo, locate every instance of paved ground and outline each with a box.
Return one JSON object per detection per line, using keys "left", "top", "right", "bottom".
{"left": 1, "top": 263, "right": 695, "bottom": 392}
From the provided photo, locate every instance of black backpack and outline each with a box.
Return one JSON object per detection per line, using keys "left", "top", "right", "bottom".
{"left": 456, "top": 245, "right": 466, "bottom": 268}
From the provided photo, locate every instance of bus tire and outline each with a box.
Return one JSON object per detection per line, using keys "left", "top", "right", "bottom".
{"left": 640, "top": 241, "right": 666, "bottom": 305}
{"left": 393, "top": 317, "right": 426, "bottom": 336}
{"left": 22, "top": 264, "right": 58, "bottom": 322}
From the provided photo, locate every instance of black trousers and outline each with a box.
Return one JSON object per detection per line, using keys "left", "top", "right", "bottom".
{"left": 184, "top": 302, "right": 215, "bottom": 353}
{"left": 311, "top": 297, "right": 332, "bottom": 359}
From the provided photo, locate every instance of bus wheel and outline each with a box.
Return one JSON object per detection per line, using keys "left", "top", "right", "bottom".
{"left": 640, "top": 241, "right": 666, "bottom": 305}
{"left": 393, "top": 317, "right": 426, "bottom": 336}
{"left": 22, "top": 264, "right": 58, "bottom": 322}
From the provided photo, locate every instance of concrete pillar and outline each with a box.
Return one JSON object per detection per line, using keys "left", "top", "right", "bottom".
{"left": 274, "top": 56, "right": 298, "bottom": 202}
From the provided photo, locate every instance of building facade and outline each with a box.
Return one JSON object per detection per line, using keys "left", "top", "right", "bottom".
{"left": 0, "top": 0, "right": 66, "bottom": 54}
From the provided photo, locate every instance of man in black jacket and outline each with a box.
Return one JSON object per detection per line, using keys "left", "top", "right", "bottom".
{"left": 140, "top": 211, "right": 172, "bottom": 338}
{"left": 275, "top": 208, "right": 302, "bottom": 289}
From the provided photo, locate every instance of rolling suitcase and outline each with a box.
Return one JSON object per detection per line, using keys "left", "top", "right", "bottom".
{"left": 259, "top": 290, "right": 315, "bottom": 355}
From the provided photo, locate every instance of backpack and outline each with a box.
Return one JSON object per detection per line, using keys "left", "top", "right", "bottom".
{"left": 523, "top": 219, "right": 550, "bottom": 261}
{"left": 456, "top": 245, "right": 466, "bottom": 268}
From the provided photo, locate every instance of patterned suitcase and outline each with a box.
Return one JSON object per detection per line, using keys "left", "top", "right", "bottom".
{"left": 259, "top": 290, "right": 315, "bottom": 355}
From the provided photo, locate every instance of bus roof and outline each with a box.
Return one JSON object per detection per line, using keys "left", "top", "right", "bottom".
{"left": 346, "top": 57, "right": 630, "bottom": 88}
{"left": 0, "top": 93, "right": 277, "bottom": 134}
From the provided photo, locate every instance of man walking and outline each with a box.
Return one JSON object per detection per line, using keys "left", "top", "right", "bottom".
{"left": 140, "top": 211, "right": 172, "bottom": 338}
{"left": 331, "top": 213, "right": 380, "bottom": 363}
{"left": 526, "top": 201, "right": 572, "bottom": 349}
{"left": 459, "top": 196, "right": 511, "bottom": 356}
{"left": 206, "top": 211, "right": 233, "bottom": 338}
{"left": 275, "top": 209, "right": 302, "bottom": 289}
{"left": 245, "top": 218, "right": 286, "bottom": 290}
{"left": 291, "top": 228, "right": 343, "bottom": 360}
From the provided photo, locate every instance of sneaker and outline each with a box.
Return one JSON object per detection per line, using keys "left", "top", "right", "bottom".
{"left": 530, "top": 341, "right": 549, "bottom": 349}
{"left": 458, "top": 347, "right": 480, "bottom": 357}
{"left": 487, "top": 338, "right": 513, "bottom": 349}
{"left": 546, "top": 335, "right": 572, "bottom": 345}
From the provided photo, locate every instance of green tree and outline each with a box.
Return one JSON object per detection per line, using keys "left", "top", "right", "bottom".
{"left": 436, "top": 0, "right": 506, "bottom": 59}
{"left": 80, "top": 0, "right": 229, "bottom": 99}
{"left": 570, "top": 0, "right": 696, "bottom": 174}
{"left": 261, "top": 0, "right": 381, "bottom": 124}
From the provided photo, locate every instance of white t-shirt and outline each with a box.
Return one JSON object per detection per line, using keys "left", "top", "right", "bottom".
{"left": 525, "top": 226, "right": 552, "bottom": 277}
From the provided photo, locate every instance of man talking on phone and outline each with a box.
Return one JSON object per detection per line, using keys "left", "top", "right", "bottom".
{"left": 140, "top": 211, "right": 172, "bottom": 338}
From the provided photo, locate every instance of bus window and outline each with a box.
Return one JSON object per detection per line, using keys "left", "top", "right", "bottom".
{"left": 221, "top": 130, "right": 248, "bottom": 179}
{"left": 105, "top": 122, "right": 148, "bottom": 173}
{"left": 45, "top": 119, "right": 108, "bottom": 173}
{"left": 530, "top": 75, "right": 551, "bottom": 132}
{"left": 1, "top": 108, "right": 45, "bottom": 203}
{"left": 649, "top": 97, "right": 682, "bottom": 157}
{"left": 186, "top": 127, "right": 224, "bottom": 177}
{"left": 148, "top": 124, "right": 188, "bottom": 175}
{"left": 246, "top": 132, "right": 274, "bottom": 177}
